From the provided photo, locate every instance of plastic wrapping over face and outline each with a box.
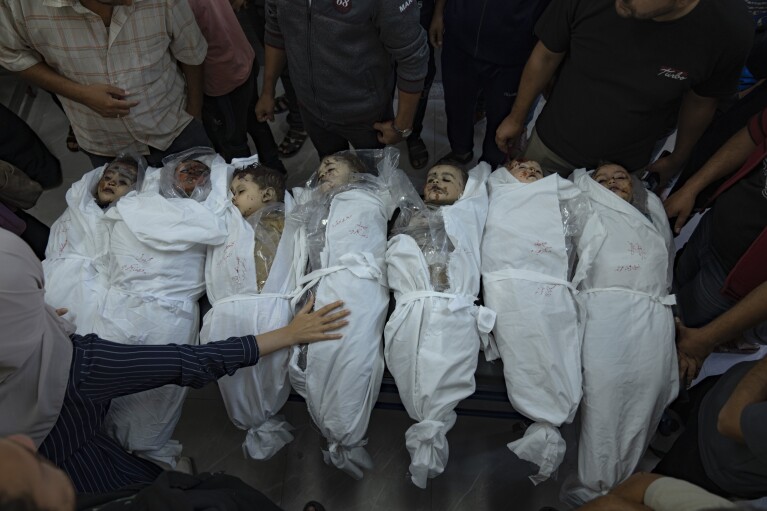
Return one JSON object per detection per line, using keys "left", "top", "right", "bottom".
{"left": 160, "top": 146, "right": 216, "bottom": 201}
{"left": 245, "top": 202, "right": 285, "bottom": 292}
{"left": 393, "top": 205, "right": 454, "bottom": 291}
{"left": 291, "top": 149, "right": 395, "bottom": 274}
{"left": 93, "top": 151, "right": 147, "bottom": 207}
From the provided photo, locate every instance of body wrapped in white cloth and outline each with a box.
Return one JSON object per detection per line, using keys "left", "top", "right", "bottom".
{"left": 43, "top": 155, "right": 146, "bottom": 333}
{"left": 384, "top": 162, "right": 493, "bottom": 488}
{"left": 200, "top": 157, "right": 297, "bottom": 460}
{"left": 95, "top": 148, "right": 228, "bottom": 465}
{"left": 481, "top": 167, "right": 600, "bottom": 483}
{"left": 568, "top": 167, "right": 679, "bottom": 503}
{"left": 287, "top": 149, "right": 400, "bottom": 479}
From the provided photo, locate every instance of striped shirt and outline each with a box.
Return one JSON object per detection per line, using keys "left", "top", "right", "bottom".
{"left": 39, "top": 333, "right": 259, "bottom": 493}
{"left": 0, "top": 0, "right": 207, "bottom": 156}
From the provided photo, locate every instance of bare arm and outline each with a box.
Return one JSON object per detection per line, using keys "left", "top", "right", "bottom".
{"left": 718, "top": 355, "right": 767, "bottom": 442}
{"left": 429, "top": 0, "right": 447, "bottom": 48}
{"left": 18, "top": 62, "right": 139, "bottom": 118}
{"left": 663, "top": 123, "right": 756, "bottom": 234}
{"left": 495, "top": 41, "right": 565, "bottom": 152}
{"left": 677, "top": 281, "right": 767, "bottom": 386}
{"left": 180, "top": 62, "right": 204, "bottom": 120}
{"left": 648, "top": 91, "right": 720, "bottom": 191}
{"left": 255, "top": 45, "right": 287, "bottom": 122}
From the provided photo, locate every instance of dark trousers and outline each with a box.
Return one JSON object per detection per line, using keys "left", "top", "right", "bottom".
{"left": 202, "top": 68, "right": 254, "bottom": 163}
{"left": 84, "top": 120, "right": 213, "bottom": 169}
{"left": 246, "top": 1, "right": 303, "bottom": 133}
{"left": 441, "top": 38, "right": 523, "bottom": 167}
{"left": 409, "top": 0, "right": 437, "bottom": 139}
{"left": 653, "top": 376, "right": 727, "bottom": 497}
{"left": 300, "top": 106, "right": 388, "bottom": 159}
{"left": 39, "top": 334, "right": 258, "bottom": 493}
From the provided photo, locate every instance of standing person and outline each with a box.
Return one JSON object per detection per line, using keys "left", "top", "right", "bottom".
{"left": 404, "top": 0, "right": 437, "bottom": 170}
{"left": 256, "top": 0, "right": 429, "bottom": 159}
{"left": 189, "top": 0, "right": 262, "bottom": 164}
{"left": 0, "top": 0, "right": 211, "bottom": 168}
{"left": 494, "top": 0, "right": 754, "bottom": 178}
{"left": 431, "top": 0, "right": 550, "bottom": 168}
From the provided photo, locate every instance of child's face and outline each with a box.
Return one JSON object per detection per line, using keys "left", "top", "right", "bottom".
{"left": 506, "top": 160, "right": 543, "bottom": 183}
{"left": 231, "top": 175, "right": 270, "bottom": 217}
{"left": 593, "top": 164, "right": 633, "bottom": 202}
{"left": 175, "top": 160, "right": 210, "bottom": 195}
{"left": 317, "top": 157, "right": 355, "bottom": 193}
{"left": 96, "top": 162, "right": 137, "bottom": 205}
{"left": 423, "top": 165, "right": 465, "bottom": 205}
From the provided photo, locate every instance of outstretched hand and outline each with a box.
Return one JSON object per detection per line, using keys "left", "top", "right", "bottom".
{"left": 284, "top": 294, "right": 349, "bottom": 344}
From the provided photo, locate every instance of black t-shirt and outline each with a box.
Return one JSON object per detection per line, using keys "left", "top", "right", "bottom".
{"left": 711, "top": 156, "right": 767, "bottom": 272}
{"left": 534, "top": 0, "right": 753, "bottom": 170}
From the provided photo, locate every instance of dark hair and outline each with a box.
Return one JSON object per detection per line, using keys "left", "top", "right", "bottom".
{"left": 322, "top": 153, "right": 368, "bottom": 174}
{"left": 233, "top": 164, "right": 286, "bottom": 202}
{"left": 430, "top": 159, "right": 470, "bottom": 186}
{"left": 0, "top": 494, "right": 47, "bottom": 511}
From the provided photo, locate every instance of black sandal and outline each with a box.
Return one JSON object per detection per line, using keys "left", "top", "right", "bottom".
{"left": 407, "top": 136, "right": 429, "bottom": 170}
{"left": 278, "top": 129, "right": 308, "bottom": 157}
{"left": 274, "top": 95, "right": 290, "bottom": 115}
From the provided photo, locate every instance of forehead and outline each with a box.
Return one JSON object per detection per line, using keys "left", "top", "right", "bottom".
{"left": 516, "top": 161, "right": 542, "bottom": 171}
{"left": 427, "top": 165, "right": 463, "bottom": 179}
{"left": 176, "top": 160, "right": 209, "bottom": 174}
{"left": 594, "top": 165, "right": 629, "bottom": 178}
{"left": 104, "top": 162, "right": 137, "bottom": 179}
{"left": 232, "top": 174, "right": 262, "bottom": 188}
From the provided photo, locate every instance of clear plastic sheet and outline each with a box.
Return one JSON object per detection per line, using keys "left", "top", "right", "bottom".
{"left": 559, "top": 191, "right": 593, "bottom": 279}
{"left": 246, "top": 202, "right": 285, "bottom": 292}
{"left": 160, "top": 146, "right": 217, "bottom": 201}
{"left": 290, "top": 148, "right": 402, "bottom": 275}
{"left": 392, "top": 205, "right": 454, "bottom": 291}
{"left": 92, "top": 150, "right": 148, "bottom": 207}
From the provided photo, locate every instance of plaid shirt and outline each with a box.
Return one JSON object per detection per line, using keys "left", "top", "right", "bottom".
{"left": 0, "top": 0, "right": 207, "bottom": 156}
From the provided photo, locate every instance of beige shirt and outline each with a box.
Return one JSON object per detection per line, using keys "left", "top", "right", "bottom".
{"left": 0, "top": 0, "right": 207, "bottom": 156}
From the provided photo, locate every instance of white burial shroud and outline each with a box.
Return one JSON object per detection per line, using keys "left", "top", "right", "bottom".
{"left": 43, "top": 166, "right": 112, "bottom": 334}
{"left": 569, "top": 168, "right": 679, "bottom": 502}
{"left": 384, "top": 162, "right": 493, "bottom": 489}
{"left": 200, "top": 160, "right": 297, "bottom": 460}
{"left": 287, "top": 172, "right": 395, "bottom": 480}
{"left": 480, "top": 170, "right": 599, "bottom": 484}
{"left": 94, "top": 159, "right": 228, "bottom": 465}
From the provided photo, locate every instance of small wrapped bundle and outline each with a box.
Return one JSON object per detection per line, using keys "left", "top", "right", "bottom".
{"left": 200, "top": 155, "right": 297, "bottom": 460}
{"left": 96, "top": 147, "right": 228, "bottom": 466}
{"left": 481, "top": 162, "right": 600, "bottom": 484}
{"left": 567, "top": 166, "right": 678, "bottom": 503}
{"left": 286, "top": 148, "right": 402, "bottom": 479}
{"left": 43, "top": 152, "right": 147, "bottom": 334}
{"left": 384, "top": 161, "right": 494, "bottom": 488}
